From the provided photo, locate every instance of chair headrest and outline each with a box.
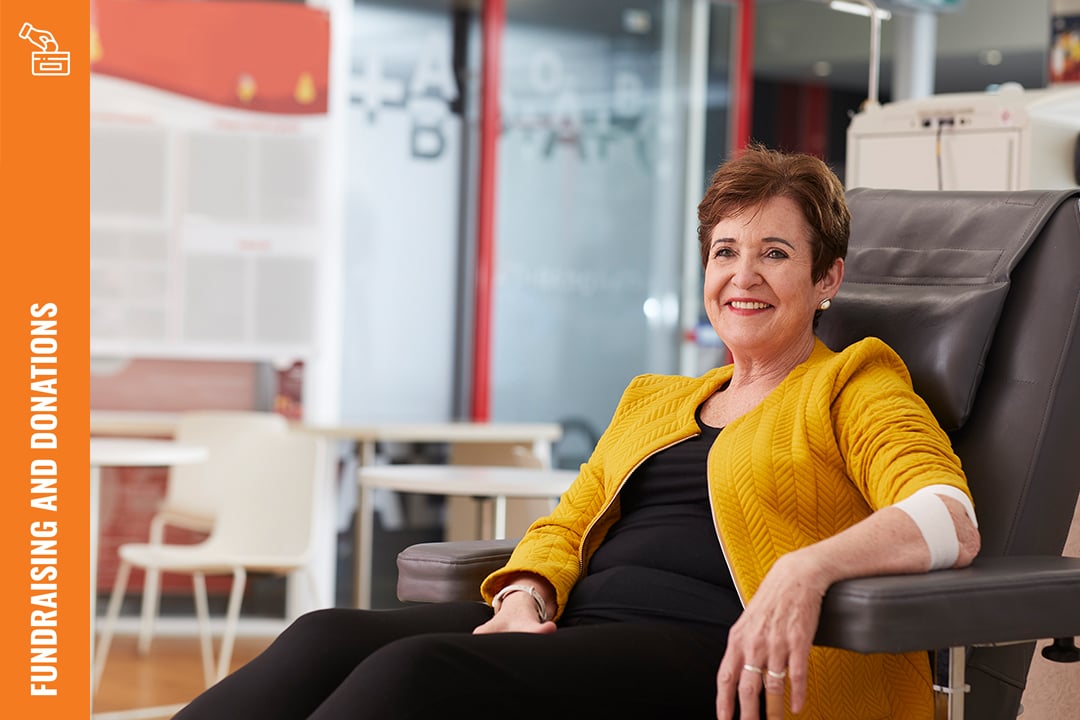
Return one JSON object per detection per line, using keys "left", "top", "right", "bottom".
{"left": 818, "top": 188, "right": 1080, "bottom": 431}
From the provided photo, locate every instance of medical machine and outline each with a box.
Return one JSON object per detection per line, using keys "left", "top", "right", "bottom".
{"left": 846, "top": 84, "right": 1080, "bottom": 190}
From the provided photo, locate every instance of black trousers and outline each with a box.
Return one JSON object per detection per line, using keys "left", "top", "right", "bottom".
{"left": 172, "top": 602, "right": 743, "bottom": 720}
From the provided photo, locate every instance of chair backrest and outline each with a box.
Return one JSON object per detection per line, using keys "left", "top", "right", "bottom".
{"left": 202, "top": 428, "right": 326, "bottom": 568}
{"left": 817, "top": 188, "right": 1080, "bottom": 719}
{"left": 167, "top": 411, "right": 290, "bottom": 523}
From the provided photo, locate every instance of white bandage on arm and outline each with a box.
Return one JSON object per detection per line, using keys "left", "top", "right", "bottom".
{"left": 891, "top": 484, "right": 978, "bottom": 571}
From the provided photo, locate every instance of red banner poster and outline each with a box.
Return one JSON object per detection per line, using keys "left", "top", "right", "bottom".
{"left": 92, "top": 0, "right": 330, "bottom": 114}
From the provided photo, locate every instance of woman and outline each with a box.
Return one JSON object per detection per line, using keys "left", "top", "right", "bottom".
{"left": 173, "top": 147, "right": 979, "bottom": 720}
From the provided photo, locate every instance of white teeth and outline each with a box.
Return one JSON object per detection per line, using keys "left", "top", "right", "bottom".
{"left": 729, "top": 301, "right": 770, "bottom": 310}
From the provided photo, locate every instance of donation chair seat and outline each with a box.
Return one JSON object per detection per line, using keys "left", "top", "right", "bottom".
{"left": 397, "top": 188, "right": 1080, "bottom": 720}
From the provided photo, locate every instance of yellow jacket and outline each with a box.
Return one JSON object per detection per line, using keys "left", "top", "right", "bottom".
{"left": 482, "top": 337, "right": 972, "bottom": 719}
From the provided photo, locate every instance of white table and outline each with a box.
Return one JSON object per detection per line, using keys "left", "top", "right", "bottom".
{"left": 300, "top": 421, "right": 563, "bottom": 468}
{"left": 89, "top": 438, "right": 207, "bottom": 710}
{"left": 299, "top": 421, "right": 563, "bottom": 606}
{"left": 90, "top": 415, "right": 565, "bottom": 611}
{"left": 93, "top": 415, "right": 564, "bottom": 466}
{"left": 356, "top": 464, "right": 577, "bottom": 608}
{"left": 90, "top": 411, "right": 181, "bottom": 438}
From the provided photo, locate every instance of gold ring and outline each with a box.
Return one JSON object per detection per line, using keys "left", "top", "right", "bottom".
{"left": 742, "top": 664, "right": 763, "bottom": 674}
{"left": 767, "top": 668, "right": 787, "bottom": 680}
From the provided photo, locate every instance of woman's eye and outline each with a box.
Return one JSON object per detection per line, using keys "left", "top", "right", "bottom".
{"left": 765, "top": 248, "right": 788, "bottom": 259}
{"left": 713, "top": 247, "right": 734, "bottom": 258}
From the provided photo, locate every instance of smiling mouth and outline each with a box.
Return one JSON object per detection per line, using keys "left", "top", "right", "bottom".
{"left": 728, "top": 300, "right": 771, "bottom": 310}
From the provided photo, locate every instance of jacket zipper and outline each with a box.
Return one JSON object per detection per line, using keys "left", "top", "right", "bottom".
{"left": 706, "top": 466, "right": 746, "bottom": 607}
{"left": 576, "top": 433, "right": 699, "bottom": 575}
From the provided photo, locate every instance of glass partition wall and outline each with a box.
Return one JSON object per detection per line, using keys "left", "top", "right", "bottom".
{"left": 343, "top": 0, "right": 740, "bottom": 471}
{"left": 342, "top": 0, "right": 469, "bottom": 424}
{"left": 491, "top": 1, "right": 704, "bottom": 465}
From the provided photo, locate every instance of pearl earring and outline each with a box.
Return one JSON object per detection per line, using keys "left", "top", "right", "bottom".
{"left": 818, "top": 298, "right": 832, "bottom": 311}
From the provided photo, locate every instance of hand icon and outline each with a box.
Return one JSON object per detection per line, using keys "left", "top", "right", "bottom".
{"left": 19, "top": 23, "right": 59, "bottom": 52}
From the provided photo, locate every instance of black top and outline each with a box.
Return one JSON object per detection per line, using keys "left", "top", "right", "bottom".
{"left": 560, "top": 411, "right": 743, "bottom": 627}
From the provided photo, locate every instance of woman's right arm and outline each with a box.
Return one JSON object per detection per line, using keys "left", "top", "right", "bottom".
{"left": 478, "top": 458, "right": 607, "bottom": 617}
{"left": 478, "top": 374, "right": 666, "bottom": 619}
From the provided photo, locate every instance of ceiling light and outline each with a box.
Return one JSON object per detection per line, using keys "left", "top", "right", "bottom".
{"left": 829, "top": 1, "right": 893, "bottom": 20}
{"left": 622, "top": 9, "right": 652, "bottom": 34}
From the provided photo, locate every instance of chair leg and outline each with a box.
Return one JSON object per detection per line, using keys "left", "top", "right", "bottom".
{"left": 300, "top": 567, "right": 321, "bottom": 609}
{"left": 215, "top": 567, "right": 247, "bottom": 683}
{"left": 191, "top": 572, "right": 215, "bottom": 689}
{"left": 92, "top": 559, "right": 131, "bottom": 696}
{"left": 137, "top": 514, "right": 168, "bottom": 655}
{"left": 932, "top": 646, "right": 970, "bottom": 719}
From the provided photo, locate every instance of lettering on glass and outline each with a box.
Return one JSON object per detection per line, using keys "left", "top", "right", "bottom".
{"left": 350, "top": 37, "right": 651, "bottom": 166}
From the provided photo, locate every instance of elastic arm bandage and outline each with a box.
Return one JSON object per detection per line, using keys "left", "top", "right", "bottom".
{"left": 892, "top": 485, "right": 978, "bottom": 571}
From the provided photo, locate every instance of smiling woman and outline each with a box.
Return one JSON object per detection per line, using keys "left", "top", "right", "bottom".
{"left": 684, "top": 147, "right": 977, "bottom": 720}
{"left": 171, "top": 147, "right": 977, "bottom": 720}
{"left": 696, "top": 147, "right": 848, "bottom": 420}
{"left": 701, "top": 194, "right": 842, "bottom": 385}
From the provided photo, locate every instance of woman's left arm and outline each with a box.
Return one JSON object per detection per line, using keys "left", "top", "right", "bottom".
{"left": 715, "top": 494, "right": 980, "bottom": 719}
{"left": 717, "top": 346, "right": 981, "bottom": 719}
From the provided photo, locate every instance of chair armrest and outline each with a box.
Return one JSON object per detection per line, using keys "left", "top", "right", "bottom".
{"left": 397, "top": 546, "right": 1080, "bottom": 653}
{"left": 815, "top": 556, "right": 1080, "bottom": 654}
{"left": 396, "top": 539, "right": 517, "bottom": 603}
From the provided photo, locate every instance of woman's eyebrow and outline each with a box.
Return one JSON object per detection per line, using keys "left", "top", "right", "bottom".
{"left": 711, "top": 236, "right": 795, "bottom": 249}
{"left": 763, "top": 236, "right": 795, "bottom": 249}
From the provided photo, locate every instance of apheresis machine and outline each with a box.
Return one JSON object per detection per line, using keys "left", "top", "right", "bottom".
{"left": 846, "top": 84, "right": 1080, "bottom": 191}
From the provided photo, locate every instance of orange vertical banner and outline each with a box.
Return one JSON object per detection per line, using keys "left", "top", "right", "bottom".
{"left": 0, "top": 1, "right": 90, "bottom": 718}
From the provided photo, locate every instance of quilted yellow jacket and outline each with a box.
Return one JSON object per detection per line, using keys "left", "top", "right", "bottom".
{"left": 482, "top": 337, "right": 973, "bottom": 720}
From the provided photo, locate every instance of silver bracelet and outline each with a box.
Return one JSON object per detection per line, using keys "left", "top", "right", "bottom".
{"left": 492, "top": 583, "right": 549, "bottom": 623}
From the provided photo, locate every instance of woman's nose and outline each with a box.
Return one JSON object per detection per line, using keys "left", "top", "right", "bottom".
{"left": 731, "top": 256, "right": 762, "bottom": 288}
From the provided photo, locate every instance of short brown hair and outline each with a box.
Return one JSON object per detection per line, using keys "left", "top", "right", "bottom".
{"left": 697, "top": 145, "right": 849, "bottom": 282}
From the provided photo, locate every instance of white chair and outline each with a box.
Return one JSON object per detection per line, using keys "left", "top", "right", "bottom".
{"left": 94, "top": 428, "right": 327, "bottom": 694}
{"left": 138, "top": 411, "right": 289, "bottom": 655}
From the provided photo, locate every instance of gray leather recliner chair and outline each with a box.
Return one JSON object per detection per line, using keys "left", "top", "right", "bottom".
{"left": 397, "top": 188, "right": 1080, "bottom": 719}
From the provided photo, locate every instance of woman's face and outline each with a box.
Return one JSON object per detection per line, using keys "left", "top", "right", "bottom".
{"left": 703, "top": 195, "right": 842, "bottom": 363}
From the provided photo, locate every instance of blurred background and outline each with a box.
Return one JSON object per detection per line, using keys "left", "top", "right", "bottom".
{"left": 90, "top": 0, "right": 1069, "bottom": 444}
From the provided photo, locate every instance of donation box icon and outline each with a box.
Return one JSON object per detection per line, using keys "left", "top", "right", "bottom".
{"left": 19, "top": 23, "right": 71, "bottom": 77}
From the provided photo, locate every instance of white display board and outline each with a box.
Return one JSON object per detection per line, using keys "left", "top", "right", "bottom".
{"left": 90, "top": 74, "right": 329, "bottom": 363}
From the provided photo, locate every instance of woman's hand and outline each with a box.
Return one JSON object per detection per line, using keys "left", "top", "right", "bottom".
{"left": 715, "top": 550, "right": 828, "bottom": 719}
{"left": 714, "top": 495, "right": 980, "bottom": 718}
{"left": 474, "top": 574, "right": 558, "bottom": 635}
{"left": 473, "top": 590, "right": 557, "bottom": 635}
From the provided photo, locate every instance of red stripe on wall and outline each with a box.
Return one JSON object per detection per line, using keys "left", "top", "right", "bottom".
{"left": 733, "top": 0, "right": 755, "bottom": 151}
{"left": 471, "top": 0, "right": 505, "bottom": 422}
